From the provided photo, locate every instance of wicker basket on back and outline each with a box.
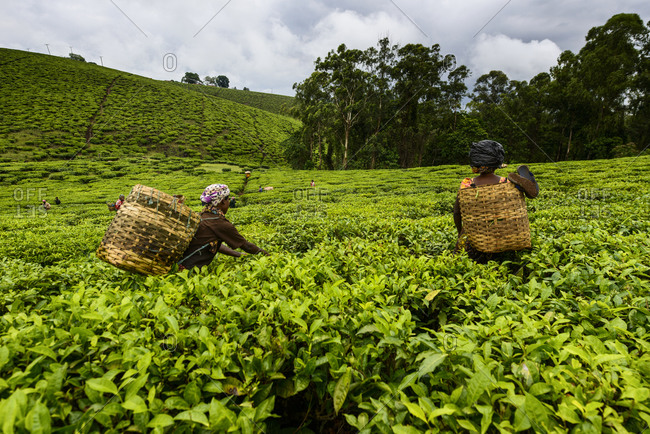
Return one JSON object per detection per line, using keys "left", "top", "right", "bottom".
{"left": 96, "top": 184, "right": 200, "bottom": 275}
{"left": 458, "top": 182, "right": 531, "bottom": 253}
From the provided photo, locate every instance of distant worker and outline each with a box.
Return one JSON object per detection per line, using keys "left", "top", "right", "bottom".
{"left": 55, "top": 197, "right": 61, "bottom": 205}
{"left": 178, "top": 184, "right": 268, "bottom": 270}
{"left": 229, "top": 196, "right": 237, "bottom": 208}
{"left": 310, "top": 180, "right": 315, "bottom": 187}
{"left": 42, "top": 199, "right": 51, "bottom": 211}
{"left": 245, "top": 170, "right": 251, "bottom": 179}
{"left": 114, "top": 194, "right": 125, "bottom": 211}
{"left": 259, "top": 186, "right": 263, "bottom": 193}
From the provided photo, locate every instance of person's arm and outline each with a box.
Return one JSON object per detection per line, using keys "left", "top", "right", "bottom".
{"left": 213, "top": 219, "right": 269, "bottom": 256}
{"left": 218, "top": 243, "right": 246, "bottom": 257}
{"left": 241, "top": 241, "right": 269, "bottom": 256}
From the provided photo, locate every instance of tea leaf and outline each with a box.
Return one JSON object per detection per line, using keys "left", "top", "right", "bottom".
{"left": 174, "top": 410, "right": 209, "bottom": 426}
{"left": 147, "top": 414, "right": 174, "bottom": 428}
{"left": 333, "top": 368, "right": 352, "bottom": 414}
{"left": 401, "top": 399, "right": 428, "bottom": 424}
{"left": 86, "top": 378, "right": 118, "bottom": 395}
{"left": 122, "top": 395, "right": 148, "bottom": 413}
{"left": 24, "top": 401, "right": 51, "bottom": 434}
{"left": 418, "top": 353, "right": 447, "bottom": 378}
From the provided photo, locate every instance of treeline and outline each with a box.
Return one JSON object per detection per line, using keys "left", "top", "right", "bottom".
{"left": 288, "top": 13, "right": 650, "bottom": 169}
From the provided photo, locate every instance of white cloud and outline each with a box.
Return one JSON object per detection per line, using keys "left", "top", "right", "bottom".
{"left": 469, "top": 34, "right": 562, "bottom": 82}
{"left": 1, "top": 0, "right": 649, "bottom": 96}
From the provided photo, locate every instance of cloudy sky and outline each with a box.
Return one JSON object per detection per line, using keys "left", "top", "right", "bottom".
{"left": 2, "top": 0, "right": 649, "bottom": 96}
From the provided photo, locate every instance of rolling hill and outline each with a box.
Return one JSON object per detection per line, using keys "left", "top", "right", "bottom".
{"left": 174, "top": 82, "right": 296, "bottom": 117}
{"left": 0, "top": 48, "right": 300, "bottom": 166}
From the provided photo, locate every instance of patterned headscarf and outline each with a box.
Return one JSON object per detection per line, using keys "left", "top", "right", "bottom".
{"left": 200, "top": 184, "right": 230, "bottom": 213}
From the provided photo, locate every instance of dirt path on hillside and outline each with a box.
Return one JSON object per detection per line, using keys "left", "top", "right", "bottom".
{"left": 85, "top": 77, "right": 118, "bottom": 143}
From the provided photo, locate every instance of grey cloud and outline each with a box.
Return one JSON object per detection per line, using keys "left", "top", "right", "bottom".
{"left": 2, "top": 0, "right": 649, "bottom": 96}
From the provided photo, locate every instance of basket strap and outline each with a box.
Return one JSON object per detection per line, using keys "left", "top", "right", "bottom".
{"left": 156, "top": 190, "right": 160, "bottom": 212}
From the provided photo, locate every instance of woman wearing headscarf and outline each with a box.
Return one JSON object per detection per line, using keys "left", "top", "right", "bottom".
{"left": 453, "top": 140, "right": 539, "bottom": 262}
{"left": 178, "top": 183, "right": 268, "bottom": 270}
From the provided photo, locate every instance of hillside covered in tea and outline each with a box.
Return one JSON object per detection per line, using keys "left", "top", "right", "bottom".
{"left": 0, "top": 48, "right": 300, "bottom": 166}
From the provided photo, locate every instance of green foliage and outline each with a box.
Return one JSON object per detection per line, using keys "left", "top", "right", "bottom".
{"left": 178, "top": 83, "right": 296, "bottom": 117}
{"left": 291, "top": 13, "right": 649, "bottom": 169}
{"left": 0, "top": 49, "right": 300, "bottom": 166}
{"left": 468, "top": 13, "right": 650, "bottom": 163}
{"left": 181, "top": 72, "right": 202, "bottom": 84}
{"left": 0, "top": 155, "right": 649, "bottom": 432}
{"left": 68, "top": 53, "right": 85, "bottom": 62}
{"left": 216, "top": 75, "right": 229, "bottom": 88}
{"left": 293, "top": 38, "right": 469, "bottom": 169}
{"left": 204, "top": 75, "right": 229, "bottom": 88}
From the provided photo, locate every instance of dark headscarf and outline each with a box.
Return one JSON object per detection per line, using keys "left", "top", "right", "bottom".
{"left": 469, "top": 140, "right": 505, "bottom": 173}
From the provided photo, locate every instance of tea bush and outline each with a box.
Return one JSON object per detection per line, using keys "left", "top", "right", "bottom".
{"left": 0, "top": 156, "right": 649, "bottom": 432}
{"left": 0, "top": 48, "right": 300, "bottom": 167}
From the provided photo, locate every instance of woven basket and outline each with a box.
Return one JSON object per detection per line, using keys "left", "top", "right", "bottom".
{"left": 458, "top": 182, "right": 531, "bottom": 253}
{"left": 106, "top": 202, "right": 117, "bottom": 211}
{"left": 96, "top": 184, "right": 200, "bottom": 275}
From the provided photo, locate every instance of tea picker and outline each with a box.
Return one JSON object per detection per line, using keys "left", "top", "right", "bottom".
{"left": 453, "top": 140, "right": 539, "bottom": 263}
{"left": 177, "top": 183, "right": 269, "bottom": 270}
{"left": 97, "top": 184, "right": 268, "bottom": 275}
{"left": 106, "top": 194, "right": 125, "bottom": 211}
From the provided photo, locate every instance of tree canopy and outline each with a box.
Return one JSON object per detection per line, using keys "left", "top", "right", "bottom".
{"left": 68, "top": 53, "right": 85, "bottom": 62}
{"left": 181, "top": 72, "right": 202, "bottom": 84}
{"left": 290, "top": 13, "right": 650, "bottom": 169}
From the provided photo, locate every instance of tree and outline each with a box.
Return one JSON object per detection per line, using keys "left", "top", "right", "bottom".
{"left": 579, "top": 13, "right": 646, "bottom": 146}
{"left": 628, "top": 19, "right": 650, "bottom": 150}
{"left": 315, "top": 44, "right": 371, "bottom": 168}
{"left": 471, "top": 70, "right": 512, "bottom": 105}
{"left": 293, "top": 71, "right": 333, "bottom": 169}
{"left": 360, "top": 38, "right": 400, "bottom": 168}
{"left": 467, "top": 70, "right": 515, "bottom": 153}
{"left": 204, "top": 76, "right": 217, "bottom": 86}
{"left": 69, "top": 53, "right": 85, "bottom": 62}
{"left": 216, "top": 75, "right": 230, "bottom": 88}
{"left": 181, "top": 72, "right": 202, "bottom": 84}
{"left": 437, "top": 115, "right": 488, "bottom": 164}
{"left": 548, "top": 50, "right": 594, "bottom": 159}
{"left": 390, "top": 43, "right": 448, "bottom": 167}
{"left": 292, "top": 37, "right": 469, "bottom": 169}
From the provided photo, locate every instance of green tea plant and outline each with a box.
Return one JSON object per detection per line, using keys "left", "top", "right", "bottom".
{"left": 175, "top": 83, "right": 296, "bottom": 117}
{"left": 0, "top": 156, "right": 649, "bottom": 432}
{"left": 0, "top": 49, "right": 300, "bottom": 166}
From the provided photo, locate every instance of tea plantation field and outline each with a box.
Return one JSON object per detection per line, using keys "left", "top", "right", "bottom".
{"left": 0, "top": 48, "right": 300, "bottom": 165}
{"left": 0, "top": 156, "right": 649, "bottom": 433}
{"left": 176, "top": 84, "right": 295, "bottom": 117}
